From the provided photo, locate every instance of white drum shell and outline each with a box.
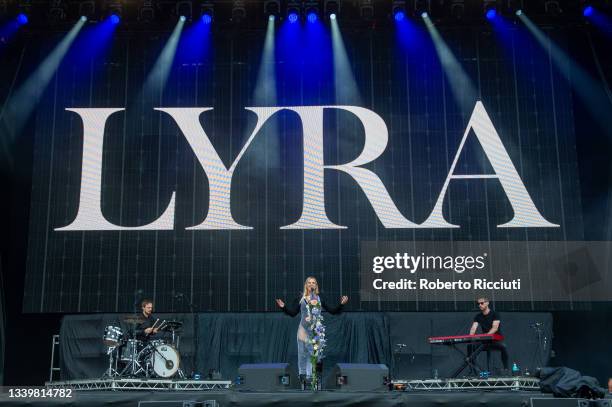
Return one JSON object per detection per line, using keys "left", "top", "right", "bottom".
{"left": 151, "top": 344, "right": 180, "bottom": 378}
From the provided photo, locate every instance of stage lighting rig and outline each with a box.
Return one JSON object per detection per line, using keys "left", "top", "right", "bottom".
{"left": 392, "top": 0, "right": 407, "bottom": 21}
{"left": 483, "top": 0, "right": 497, "bottom": 19}
{"left": 449, "top": 0, "right": 465, "bottom": 21}
{"left": 414, "top": 0, "right": 431, "bottom": 18}
{"left": 176, "top": 1, "right": 192, "bottom": 21}
{"left": 324, "top": 0, "right": 340, "bottom": 19}
{"left": 305, "top": 0, "right": 320, "bottom": 23}
{"left": 78, "top": 1, "right": 96, "bottom": 20}
{"left": 544, "top": 0, "right": 562, "bottom": 16}
{"left": 200, "top": 2, "right": 213, "bottom": 24}
{"left": 106, "top": 0, "right": 123, "bottom": 21}
{"left": 17, "top": 0, "right": 31, "bottom": 21}
{"left": 287, "top": 0, "right": 301, "bottom": 23}
{"left": 138, "top": 0, "right": 155, "bottom": 23}
{"left": 504, "top": 0, "right": 523, "bottom": 17}
{"left": 264, "top": 0, "right": 280, "bottom": 19}
{"left": 360, "top": 0, "right": 374, "bottom": 20}
{"left": 231, "top": 0, "right": 246, "bottom": 22}
{"left": 48, "top": 0, "right": 66, "bottom": 23}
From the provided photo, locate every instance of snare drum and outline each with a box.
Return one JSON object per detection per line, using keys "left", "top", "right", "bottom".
{"left": 120, "top": 339, "right": 143, "bottom": 362}
{"left": 103, "top": 326, "right": 123, "bottom": 346}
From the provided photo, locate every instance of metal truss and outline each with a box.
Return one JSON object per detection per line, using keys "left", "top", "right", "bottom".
{"left": 45, "top": 378, "right": 232, "bottom": 391}
{"left": 393, "top": 376, "right": 540, "bottom": 391}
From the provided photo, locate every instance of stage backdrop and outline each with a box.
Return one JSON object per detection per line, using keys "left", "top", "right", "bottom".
{"left": 23, "top": 24, "right": 589, "bottom": 313}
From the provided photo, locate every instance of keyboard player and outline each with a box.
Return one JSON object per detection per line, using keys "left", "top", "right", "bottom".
{"left": 468, "top": 296, "right": 509, "bottom": 373}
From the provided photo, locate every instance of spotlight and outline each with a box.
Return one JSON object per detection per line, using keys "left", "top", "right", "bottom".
{"left": 269, "top": 14, "right": 275, "bottom": 21}
{"left": 264, "top": 0, "right": 280, "bottom": 20}
{"left": 202, "top": 12, "right": 212, "bottom": 24}
{"left": 393, "top": 0, "right": 407, "bottom": 21}
{"left": 107, "top": 0, "right": 123, "bottom": 23}
{"left": 287, "top": 1, "right": 301, "bottom": 23}
{"left": 307, "top": 10, "right": 318, "bottom": 23}
{"left": 414, "top": 0, "right": 431, "bottom": 18}
{"left": 360, "top": 0, "right": 374, "bottom": 20}
{"left": 507, "top": 0, "right": 524, "bottom": 15}
{"left": 288, "top": 11, "right": 299, "bottom": 23}
{"left": 324, "top": 0, "right": 340, "bottom": 19}
{"left": 544, "top": 1, "right": 562, "bottom": 17}
{"left": 78, "top": 1, "right": 95, "bottom": 20}
{"left": 483, "top": 1, "right": 497, "bottom": 20}
{"left": 179, "top": 15, "right": 186, "bottom": 22}
{"left": 515, "top": 9, "right": 523, "bottom": 16}
{"left": 17, "top": 13, "right": 28, "bottom": 25}
{"left": 80, "top": 15, "right": 88, "bottom": 22}
{"left": 176, "top": 1, "right": 192, "bottom": 20}
{"left": 232, "top": 0, "right": 246, "bottom": 22}
{"left": 48, "top": 0, "right": 67, "bottom": 23}
{"left": 583, "top": 5, "right": 594, "bottom": 17}
{"left": 450, "top": 0, "right": 465, "bottom": 21}
{"left": 330, "top": 13, "right": 336, "bottom": 20}
{"left": 139, "top": 0, "right": 155, "bottom": 23}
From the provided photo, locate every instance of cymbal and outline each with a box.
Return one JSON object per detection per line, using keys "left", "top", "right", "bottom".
{"left": 161, "top": 321, "right": 183, "bottom": 331}
{"left": 123, "top": 315, "right": 146, "bottom": 325}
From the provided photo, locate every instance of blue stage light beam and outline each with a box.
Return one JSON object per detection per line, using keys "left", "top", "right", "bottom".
{"left": 486, "top": 8, "right": 497, "bottom": 20}
{"left": 0, "top": 14, "right": 29, "bottom": 46}
{"left": 330, "top": 14, "right": 361, "bottom": 104}
{"left": 176, "top": 13, "right": 212, "bottom": 65}
{"left": 422, "top": 14, "right": 478, "bottom": 112}
{"left": 252, "top": 16, "right": 280, "bottom": 168}
{"left": 110, "top": 14, "right": 120, "bottom": 24}
{"left": 583, "top": 6, "right": 612, "bottom": 38}
{"left": 394, "top": 10, "right": 405, "bottom": 21}
{"left": 142, "top": 17, "right": 186, "bottom": 99}
{"left": 307, "top": 12, "right": 318, "bottom": 23}
{"left": 0, "top": 17, "right": 86, "bottom": 159}
{"left": 518, "top": 12, "right": 612, "bottom": 130}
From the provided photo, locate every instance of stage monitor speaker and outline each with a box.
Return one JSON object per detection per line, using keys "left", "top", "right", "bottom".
{"left": 530, "top": 399, "right": 610, "bottom": 407}
{"left": 325, "top": 363, "right": 389, "bottom": 392}
{"left": 237, "top": 363, "right": 293, "bottom": 391}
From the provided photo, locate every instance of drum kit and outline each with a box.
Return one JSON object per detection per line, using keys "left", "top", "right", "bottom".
{"left": 102, "top": 315, "right": 184, "bottom": 379}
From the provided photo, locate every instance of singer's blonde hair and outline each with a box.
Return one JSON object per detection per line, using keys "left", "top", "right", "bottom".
{"left": 302, "top": 276, "right": 320, "bottom": 298}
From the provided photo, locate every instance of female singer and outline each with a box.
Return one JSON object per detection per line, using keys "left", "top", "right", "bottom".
{"left": 275, "top": 276, "right": 348, "bottom": 384}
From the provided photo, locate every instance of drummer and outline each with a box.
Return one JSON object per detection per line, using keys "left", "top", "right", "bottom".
{"left": 136, "top": 299, "right": 165, "bottom": 342}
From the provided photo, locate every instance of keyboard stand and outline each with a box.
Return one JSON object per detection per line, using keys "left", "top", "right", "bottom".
{"left": 448, "top": 342, "right": 486, "bottom": 378}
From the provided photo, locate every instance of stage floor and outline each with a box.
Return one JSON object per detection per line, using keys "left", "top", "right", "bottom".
{"left": 0, "top": 390, "right": 595, "bottom": 407}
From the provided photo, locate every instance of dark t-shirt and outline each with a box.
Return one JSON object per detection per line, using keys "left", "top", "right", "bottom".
{"left": 474, "top": 310, "right": 502, "bottom": 335}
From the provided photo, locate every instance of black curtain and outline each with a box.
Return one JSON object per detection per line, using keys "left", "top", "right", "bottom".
{"left": 59, "top": 312, "right": 551, "bottom": 381}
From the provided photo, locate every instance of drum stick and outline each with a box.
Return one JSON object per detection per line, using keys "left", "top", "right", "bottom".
{"left": 151, "top": 318, "right": 160, "bottom": 329}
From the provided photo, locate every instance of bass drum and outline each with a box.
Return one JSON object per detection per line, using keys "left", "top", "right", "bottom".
{"left": 150, "top": 344, "right": 180, "bottom": 378}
